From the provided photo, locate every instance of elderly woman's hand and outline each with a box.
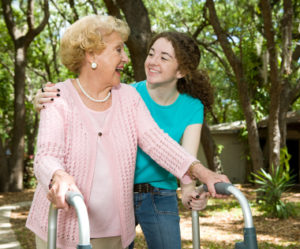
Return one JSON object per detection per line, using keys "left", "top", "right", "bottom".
{"left": 181, "top": 186, "right": 209, "bottom": 211}
{"left": 34, "top": 82, "right": 60, "bottom": 111}
{"left": 47, "top": 170, "right": 81, "bottom": 211}
{"left": 188, "top": 162, "right": 231, "bottom": 198}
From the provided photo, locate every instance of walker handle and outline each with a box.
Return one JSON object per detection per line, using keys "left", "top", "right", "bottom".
{"left": 47, "top": 191, "right": 92, "bottom": 249}
{"left": 203, "top": 182, "right": 232, "bottom": 195}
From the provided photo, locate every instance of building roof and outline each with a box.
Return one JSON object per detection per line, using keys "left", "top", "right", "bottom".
{"left": 209, "top": 110, "right": 300, "bottom": 134}
{"left": 210, "top": 120, "right": 245, "bottom": 134}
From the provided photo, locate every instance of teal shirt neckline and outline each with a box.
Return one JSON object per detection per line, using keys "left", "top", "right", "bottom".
{"left": 131, "top": 81, "right": 204, "bottom": 189}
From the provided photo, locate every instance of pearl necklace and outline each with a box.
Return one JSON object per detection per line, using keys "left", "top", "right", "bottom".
{"left": 76, "top": 78, "right": 111, "bottom": 103}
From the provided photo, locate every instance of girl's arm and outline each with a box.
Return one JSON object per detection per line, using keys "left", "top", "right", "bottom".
{"left": 180, "top": 124, "right": 209, "bottom": 210}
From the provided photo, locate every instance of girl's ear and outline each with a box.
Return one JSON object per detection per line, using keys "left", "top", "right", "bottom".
{"left": 176, "top": 70, "right": 185, "bottom": 79}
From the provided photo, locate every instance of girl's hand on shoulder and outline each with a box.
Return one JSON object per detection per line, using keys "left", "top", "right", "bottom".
{"left": 34, "top": 82, "right": 61, "bottom": 112}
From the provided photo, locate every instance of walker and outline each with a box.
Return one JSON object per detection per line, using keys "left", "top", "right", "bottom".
{"left": 192, "top": 183, "right": 258, "bottom": 249}
{"left": 47, "top": 184, "right": 258, "bottom": 249}
{"left": 47, "top": 191, "right": 92, "bottom": 249}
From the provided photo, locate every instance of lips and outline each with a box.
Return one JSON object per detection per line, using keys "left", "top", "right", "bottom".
{"left": 148, "top": 67, "right": 160, "bottom": 74}
{"left": 116, "top": 66, "right": 123, "bottom": 72}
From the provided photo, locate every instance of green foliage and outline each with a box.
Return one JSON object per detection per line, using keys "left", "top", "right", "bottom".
{"left": 1, "top": 0, "right": 299, "bottom": 189}
{"left": 23, "top": 157, "right": 37, "bottom": 189}
{"left": 217, "top": 144, "right": 224, "bottom": 154}
{"left": 251, "top": 147, "right": 296, "bottom": 219}
{"left": 0, "top": 17, "right": 14, "bottom": 151}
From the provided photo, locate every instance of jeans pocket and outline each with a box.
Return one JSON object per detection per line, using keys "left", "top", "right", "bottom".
{"left": 133, "top": 193, "right": 143, "bottom": 210}
{"left": 153, "top": 189, "right": 179, "bottom": 215}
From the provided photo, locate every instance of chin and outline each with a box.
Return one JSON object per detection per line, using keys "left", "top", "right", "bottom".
{"left": 112, "top": 81, "right": 121, "bottom": 87}
{"left": 147, "top": 79, "right": 159, "bottom": 85}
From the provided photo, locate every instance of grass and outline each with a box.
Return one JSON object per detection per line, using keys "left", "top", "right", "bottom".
{"left": 5, "top": 186, "right": 300, "bottom": 249}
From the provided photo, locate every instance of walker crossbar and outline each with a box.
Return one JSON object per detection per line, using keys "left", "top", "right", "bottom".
{"left": 47, "top": 191, "right": 92, "bottom": 249}
{"left": 192, "top": 183, "right": 258, "bottom": 249}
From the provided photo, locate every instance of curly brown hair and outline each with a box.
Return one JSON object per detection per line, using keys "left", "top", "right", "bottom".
{"left": 148, "top": 31, "right": 214, "bottom": 110}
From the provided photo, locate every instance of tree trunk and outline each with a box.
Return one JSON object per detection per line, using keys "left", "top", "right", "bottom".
{"left": 206, "top": 0, "right": 264, "bottom": 173}
{"left": 9, "top": 47, "right": 27, "bottom": 191}
{"left": 115, "top": 0, "right": 152, "bottom": 81}
{"left": 26, "top": 113, "right": 39, "bottom": 158}
{"left": 0, "top": 141, "right": 9, "bottom": 191}
{"left": 2, "top": 0, "right": 49, "bottom": 191}
{"left": 279, "top": 84, "right": 291, "bottom": 148}
{"left": 260, "top": 0, "right": 282, "bottom": 169}
{"left": 201, "top": 121, "right": 223, "bottom": 173}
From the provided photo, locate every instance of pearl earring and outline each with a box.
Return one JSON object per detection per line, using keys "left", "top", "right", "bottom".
{"left": 91, "top": 62, "right": 98, "bottom": 69}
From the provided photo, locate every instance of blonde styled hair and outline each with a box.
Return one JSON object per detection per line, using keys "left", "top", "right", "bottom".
{"left": 59, "top": 15, "right": 130, "bottom": 73}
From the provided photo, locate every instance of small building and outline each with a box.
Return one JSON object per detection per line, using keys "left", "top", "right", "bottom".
{"left": 198, "top": 111, "right": 300, "bottom": 184}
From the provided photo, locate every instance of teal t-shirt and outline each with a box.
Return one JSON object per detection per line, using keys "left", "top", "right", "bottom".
{"left": 131, "top": 81, "right": 204, "bottom": 189}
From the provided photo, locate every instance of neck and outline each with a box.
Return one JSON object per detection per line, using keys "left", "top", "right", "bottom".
{"left": 77, "top": 74, "right": 111, "bottom": 100}
{"left": 146, "top": 81, "right": 179, "bottom": 106}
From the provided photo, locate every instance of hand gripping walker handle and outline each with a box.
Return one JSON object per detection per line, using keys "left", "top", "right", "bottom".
{"left": 47, "top": 191, "right": 92, "bottom": 249}
{"left": 192, "top": 183, "right": 258, "bottom": 249}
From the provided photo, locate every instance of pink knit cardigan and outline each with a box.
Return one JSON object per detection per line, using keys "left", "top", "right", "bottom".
{"left": 26, "top": 79, "right": 195, "bottom": 249}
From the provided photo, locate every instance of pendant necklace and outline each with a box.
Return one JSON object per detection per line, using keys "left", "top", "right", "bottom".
{"left": 76, "top": 78, "right": 111, "bottom": 103}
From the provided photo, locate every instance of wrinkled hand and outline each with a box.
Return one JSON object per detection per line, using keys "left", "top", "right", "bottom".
{"left": 47, "top": 170, "right": 81, "bottom": 211}
{"left": 204, "top": 171, "right": 230, "bottom": 198}
{"left": 190, "top": 163, "right": 231, "bottom": 198}
{"left": 182, "top": 186, "right": 209, "bottom": 211}
{"left": 34, "top": 82, "right": 60, "bottom": 111}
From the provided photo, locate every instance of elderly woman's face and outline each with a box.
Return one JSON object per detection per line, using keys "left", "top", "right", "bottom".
{"left": 93, "top": 32, "right": 129, "bottom": 87}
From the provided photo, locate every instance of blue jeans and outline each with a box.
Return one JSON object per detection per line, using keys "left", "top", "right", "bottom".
{"left": 129, "top": 188, "right": 181, "bottom": 249}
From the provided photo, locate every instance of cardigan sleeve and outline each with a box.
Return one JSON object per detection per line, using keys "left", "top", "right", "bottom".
{"left": 135, "top": 95, "right": 195, "bottom": 184}
{"left": 34, "top": 98, "right": 67, "bottom": 192}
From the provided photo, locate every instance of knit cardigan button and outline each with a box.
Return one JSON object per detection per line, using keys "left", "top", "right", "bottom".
{"left": 98, "top": 132, "right": 102, "bottom": 137}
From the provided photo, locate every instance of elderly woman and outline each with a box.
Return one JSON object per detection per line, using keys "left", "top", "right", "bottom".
{"left": 26, "top": 15, "right": 229, "bottom": 249}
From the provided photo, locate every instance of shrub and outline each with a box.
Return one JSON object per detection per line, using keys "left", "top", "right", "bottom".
{"left": 251, "top": 147, "right": 296, "bottom": 219}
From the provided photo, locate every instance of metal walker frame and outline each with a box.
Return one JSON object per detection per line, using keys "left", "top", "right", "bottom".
{"left": 192, "top": 183, "right": 258, "bottom": 249}
{"left": 47, "top": 191, "right": 92, "bottom": 249}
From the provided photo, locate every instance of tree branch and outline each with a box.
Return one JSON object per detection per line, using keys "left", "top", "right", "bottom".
{"left": 2, "top": 0, "right": 17, "bottom": 41}
{"left": 205, "top": 0, "right": 242, "bottom": 77}
{"left": 197, "top": 40, "right": 234, "bottom": 80}
{"left": 280, "top": 0, "right": 293, "bottom": 75}
{"left": 68, "top": 0, "right": 79, "bottom": 22}
{"left": 27, "top": 64, "right": 48, "bottom": 82}
{"left": 87, "top": 0, "right": 99, "bottom": 14}
{"left": 103, "top": 0, "right": 122, "bottom": 18}
{"left": 289, "top": 78, "right": 300, "bottom": 105}
{"left": 0, "top": 61, "right": 14, "bottom": 78}
{"left": 27, "top": 0, "right": 34, "bottom": 30}
{"left": 50, "top": 0, "right": 71, "bottom": 23}
{"left": 205, "top": 0, "right": 264, "bottom": 172}
{"left": 28, "top": 0, "right": 49, "bottom": 38}
{"left": 292, "top": 44, "right": 300, "bottom": 63}
{"left": 260, "top": 0, "right": 279, "bottom": 86}
{"left": 192, "top": 21, "right": 209, "bottom": 39}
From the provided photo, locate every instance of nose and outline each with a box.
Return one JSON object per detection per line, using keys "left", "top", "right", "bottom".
{"left": 148, "top": 54, "right": 159, "bottom": 65}
{"left": 122, "top": 50, "right": 129, "bottom": 64}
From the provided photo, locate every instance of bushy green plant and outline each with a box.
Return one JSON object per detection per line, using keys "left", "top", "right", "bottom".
{"left": 251, "top": 147, "right": 296, "bottom": 219}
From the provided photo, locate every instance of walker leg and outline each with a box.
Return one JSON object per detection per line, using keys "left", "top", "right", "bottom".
{"left": 192, "top": 210, "right": 200, "bottom": 249}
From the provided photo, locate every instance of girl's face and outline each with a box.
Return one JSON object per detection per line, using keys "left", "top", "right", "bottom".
{"left": 144, "top": 38, "right": 183, "bottom": 86}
